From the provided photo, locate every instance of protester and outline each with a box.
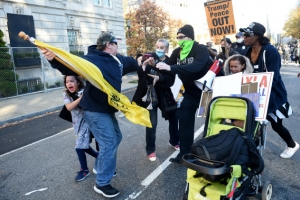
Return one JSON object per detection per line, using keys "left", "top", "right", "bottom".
{"left": 223, "top": 55, "right": 253, "bottom": 75}
{"left": 42, "top": 32, "right": 140, "bottom": 198}
{"left": 216, "top": 38, "right": 239, "bottom": 76}
{"left": 156, "top": 24, "right": 211, "bottom": 163}
{"left": 283, "top": 44, "right": 290, "bottom": 64}
{"left": 206, "top": 41, "right": 217, "bottom": 60}
{"left": 240, "top": 22, "right": 299, "bottom": 158}
{"left": 63, "top": 75, "right": 98, "bottom": 181}
{"left": 216, "top": 38, "right": 239, "bottom": 61}
{"left": 132, "top": 39, "right": 179, "bottom": 161}
{"left": 294, "top": 44, "right": 299, "bottom": 67}
{"left": 232, "top": 32, "right": 246, "bottom": 54}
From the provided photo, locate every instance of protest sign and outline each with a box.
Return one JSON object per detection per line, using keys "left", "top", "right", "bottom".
{"left": 197, "top": 72, "right": 273, "bottom": 121}
{"left": 242, "top": 72, "right": 274, "bottom": 121}
{"left": 204, "top": 0, "right": 236, "bottom": 44}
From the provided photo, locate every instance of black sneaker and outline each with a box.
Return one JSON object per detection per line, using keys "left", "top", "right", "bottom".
{"left": 94, "top": 184, "right": 119, "bottom": 198}
{"left": 169, "top": 156, "right": 181, "bottom": 164}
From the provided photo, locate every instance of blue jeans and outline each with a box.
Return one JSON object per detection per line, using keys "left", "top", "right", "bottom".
{"left": 83, "top": 111, "right": 122, "bottom": 186}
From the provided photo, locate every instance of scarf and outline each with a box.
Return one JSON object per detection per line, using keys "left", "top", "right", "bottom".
{"left": 178, "top": 40, "right": 194, "bottom": 60}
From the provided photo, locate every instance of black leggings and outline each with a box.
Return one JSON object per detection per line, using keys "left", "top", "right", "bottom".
{"left": 76, "top": 147, "right": 98, "bottom": 170}
{"left": 267, "top": 116, "right": 295, "bottom": 148}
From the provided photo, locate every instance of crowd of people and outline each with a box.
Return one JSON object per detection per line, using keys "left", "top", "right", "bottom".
{"left": 41, "top": 22, "right": 299, "bottom": 198}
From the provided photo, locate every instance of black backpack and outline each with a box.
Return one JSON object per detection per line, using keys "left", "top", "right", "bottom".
{"left": 191, "top": 97, "right": 264, "bottom": 181}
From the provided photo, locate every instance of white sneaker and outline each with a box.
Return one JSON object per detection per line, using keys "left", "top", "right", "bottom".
{"left": 93, "top": 168, "right": 117, "bottom": 177}
{"left": 280, "top": 142, "right": 299, "bottom": 158}
{"left": 168, "top": 142, "right": 180, "bottom": 151}
{"left": 148, "top": 152, "right": 156, "bottom": 161}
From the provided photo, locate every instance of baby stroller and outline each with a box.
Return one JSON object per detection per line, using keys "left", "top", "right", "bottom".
{"left": 181, "top": 96, "right": 272, "bottom": 200}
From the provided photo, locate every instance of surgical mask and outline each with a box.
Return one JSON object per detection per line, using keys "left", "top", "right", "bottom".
{"left": 237, "top": 38, "right": 244, "bottom": 43}
{"left": 221, "top": 47, "right": 226, "bottom": 53}
{"left": 155, "top": 49, "right": 165, "bottom": 58}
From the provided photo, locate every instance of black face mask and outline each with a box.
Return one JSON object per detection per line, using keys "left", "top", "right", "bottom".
{"left": 221, "top": 47, "right": 226, "bottom": 54}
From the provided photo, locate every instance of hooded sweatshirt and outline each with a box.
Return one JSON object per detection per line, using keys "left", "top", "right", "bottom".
{"left": 50, "top": 45, "right": 138, "bottom": 113}
{"left": 242, "top": 43, "right": 288, "bottom": 114}
{"left": 166, "top": 42, "right": 211, "bottom": 99}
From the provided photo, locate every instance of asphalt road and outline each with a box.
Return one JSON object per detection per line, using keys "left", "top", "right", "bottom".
{"left": 1, "top": 65, "right": 300, "bottom": 200}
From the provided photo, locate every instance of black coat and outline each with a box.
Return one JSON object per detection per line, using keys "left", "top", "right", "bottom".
{"left": 132, "top": 56, "right": 177, "bottom": 119}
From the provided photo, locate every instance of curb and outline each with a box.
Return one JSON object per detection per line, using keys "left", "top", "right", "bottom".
{"left": 0, "top": 86, "right": 137, "bottom": 127}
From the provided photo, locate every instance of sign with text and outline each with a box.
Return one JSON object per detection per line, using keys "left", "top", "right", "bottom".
{"left": 242, "top": 72, "right": 274, "bottom": 121}
{"left": 204, "top": 0, "right": 236, "bottom": 44}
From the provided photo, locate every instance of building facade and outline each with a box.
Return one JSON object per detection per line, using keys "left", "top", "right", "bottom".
{"left": 0, "top": 0, "right": 127, "bottom": 54}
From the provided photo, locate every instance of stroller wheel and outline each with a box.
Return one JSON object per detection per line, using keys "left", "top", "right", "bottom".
{"left": 261, "top": 181, "right": 272, "bottom": 200}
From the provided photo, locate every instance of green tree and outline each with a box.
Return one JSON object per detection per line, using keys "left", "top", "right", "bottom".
{"left": 283, "top": 7, "right": 300, "bottom": 39}
{"left": 0, "top": 29, "right": 18, "bottom": 97}
{"left": 125, "top": 0, "right": 171, "bottom": 55}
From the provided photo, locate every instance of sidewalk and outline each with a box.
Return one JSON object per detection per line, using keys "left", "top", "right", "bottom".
{"left": 0, "top": 73, "right": 138, "bottom": 126}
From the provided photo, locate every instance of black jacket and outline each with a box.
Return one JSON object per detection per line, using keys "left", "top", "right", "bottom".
{"left": 49, "top": 45, "right": 138, "bottom": 113}
{"left": 132, "top": 56, "right": 177, "bottom": 119}
{"left": 166, "top": 42, "right": 211, "bottom": 99}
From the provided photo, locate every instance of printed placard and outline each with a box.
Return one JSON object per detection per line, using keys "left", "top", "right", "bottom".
{"left": 204, "top": 0, "right": 236, "bottom": 44}
{"left": 241, "top": 72, "right": 274, "bottom": 121}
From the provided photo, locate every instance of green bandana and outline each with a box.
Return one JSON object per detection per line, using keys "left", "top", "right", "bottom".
{"left": 178, "top": 40, "right": 194, "bottom": 60}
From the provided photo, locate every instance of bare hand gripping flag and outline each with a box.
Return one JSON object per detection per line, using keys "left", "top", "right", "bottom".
{"left": 23, "top": 35, "right": 151, "bottom": 128}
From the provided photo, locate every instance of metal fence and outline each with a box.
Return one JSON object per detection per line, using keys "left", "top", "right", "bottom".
{"left": 0, "top": 47, "right": 86, "bottom": 99}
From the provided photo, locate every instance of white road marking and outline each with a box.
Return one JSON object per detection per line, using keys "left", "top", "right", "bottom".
{"left": 0, "top": 128, "right": 73, "bottom": 158}
{"left": 125, "top": 125, "right": 205, "bottom": 199}
{"left": 1, "top": 124, "right": 206, "bottom": 200}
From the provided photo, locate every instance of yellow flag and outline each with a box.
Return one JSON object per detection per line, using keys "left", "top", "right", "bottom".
{"left": 33, "top": 39, "right": 152, "bottom": 128}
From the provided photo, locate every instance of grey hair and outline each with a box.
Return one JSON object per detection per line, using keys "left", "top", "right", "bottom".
{"left": 156, "top": 38, "right": 169, "bottom": 49}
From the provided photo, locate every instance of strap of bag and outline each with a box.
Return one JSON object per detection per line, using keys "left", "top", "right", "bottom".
{"left": 263, "top": 50, "right": 268, "bottom": 72}
{"left": 110, "top": 54, "right": 123, "bottom": 75}
{"left": 239, "top": 131, "right": 264, "bottom": 176}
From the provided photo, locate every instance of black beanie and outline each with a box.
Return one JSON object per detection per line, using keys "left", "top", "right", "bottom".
{"left": 177, "top": 24, "right": 194, "bottom": 40}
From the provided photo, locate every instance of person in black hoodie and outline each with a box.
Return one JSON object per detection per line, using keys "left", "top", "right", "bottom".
{"left": 132, "top": 39, "right": 179, "bottom": 161}
{"left": 156, "top": 24, "right": 211, "bottom": 163}
{"left": 41, "top": 32, "right": 139, "bottom": 198}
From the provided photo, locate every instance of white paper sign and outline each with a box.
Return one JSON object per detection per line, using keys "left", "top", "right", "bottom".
{"left": 212, "top": 72, "right": 242, "bottom": 98}
{"left": 242, "top": 72, "right": 274, "bottom": 121}
{"left": 170, "top": 75, "right": 183, "bottom": 100}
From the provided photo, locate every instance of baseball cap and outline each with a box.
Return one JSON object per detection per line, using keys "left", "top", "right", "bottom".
{"left": 97, "top": 32, "right": 117, "bottom": 46}
{"left": 239, "top": 22, "right": 266, "bottom": 35}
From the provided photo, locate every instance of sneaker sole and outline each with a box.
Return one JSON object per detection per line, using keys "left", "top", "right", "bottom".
{"left": 93, "top": 169, "right": 117, "bottom": 177}
{"left": 94, "top": 185, "right": 119, "bottom": 198}
{"left": 75, "top": 172, "right": 90, "bottom": 182}
{"left": 280, "top": 143, "right": 300, "bottom": 158}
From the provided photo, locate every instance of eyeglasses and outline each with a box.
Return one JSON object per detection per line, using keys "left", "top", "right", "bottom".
{"left": 176, "top": 35, "right": 187, "bottom": 40}
{"left": 235, "top": 36, "right": 241, "bottom": 39}
{"left": 243, "top": 32, "right": 254, "bottom": 38}
{"left": 110, "top": 42, "right": 118, "bottom": 45}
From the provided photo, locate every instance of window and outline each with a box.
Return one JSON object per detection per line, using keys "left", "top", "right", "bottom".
{"left": 103, "top": 0, "right": 112, "bottom": 7}
{"left": 70, "top": 0, "right": 82, "bottom": 3}
{"left": 67, "top": 29, "right": 80, "bottom": 51}
{"left": 93, "top": 0, "right": 101, "bottom": 5}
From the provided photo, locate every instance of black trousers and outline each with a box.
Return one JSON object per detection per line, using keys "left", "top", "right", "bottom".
{"left": 177, "top": 93, "right": 201, "bottom": 158}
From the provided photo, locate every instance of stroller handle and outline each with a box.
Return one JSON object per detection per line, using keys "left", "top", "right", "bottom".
{"left": 181, "top": 154, "right": 231, "bottom": 175}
